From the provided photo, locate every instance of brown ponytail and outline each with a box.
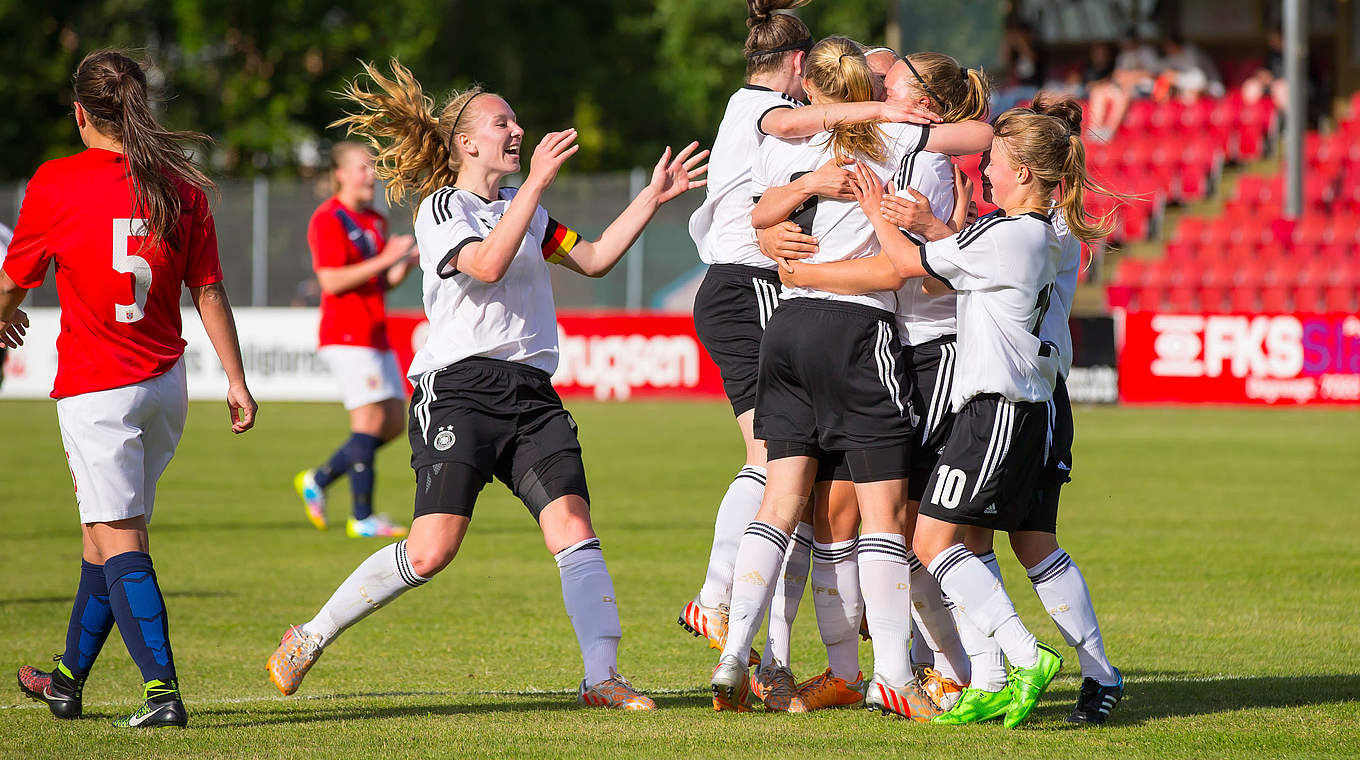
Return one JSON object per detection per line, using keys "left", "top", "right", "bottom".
{"left": 72, "top": 50, "right": 214, "bottom": 248}
{"left": 745, "top": 0, "right": 813, "bottom": 77}
{"left": 804, "top": 37, "right": 887, "bottom": 163}
{"left": 993, "top": 98, "right": 1125, "bottom": 243}
{"left": 902, "top": 52, "right": 991, "bottom": 123}
{"left": 332, "top": 59, "right": 494, "bottom": 214}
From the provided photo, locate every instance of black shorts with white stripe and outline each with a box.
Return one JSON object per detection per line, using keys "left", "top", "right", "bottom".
{"left": 917, "top": 393, "right": 1048, "bottom": 530}
{"left": 904, "top": 335, "right": 959, "bottom": 501}
{"left": 755, "top": 298, "right": 917, "bottom": 480}
{"left": 1018, "top": 374, "right": 1074, "bottom": 534}
{"left": 693, "top": 264, "right": 782, "bottom": 416}
{"left": 407, "top": 357, "right": 586, "bottom": 520}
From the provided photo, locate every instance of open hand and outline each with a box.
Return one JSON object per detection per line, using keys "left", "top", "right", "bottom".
{"left": 525, "top": 129, "right": 580, "bottom": 191}
{"left": 757, "top": 221, "right": 819, "bottom": 273}
{"left": 807, "top": 160, "right": 856, "bottom": 199}
{"left": 0, "top": 308, "right": 28, "bottom": 349}
{"left": 849, "top": 162, "right": 891, "bottom": 222}
{"left": 880, "top": 187, "right": 935, "bottom": 234}
{"left": 881, "top": 100, "right": 942, "bottom": 125}
{"left": 649, "top": 141, "right": 710, "bottom": 204}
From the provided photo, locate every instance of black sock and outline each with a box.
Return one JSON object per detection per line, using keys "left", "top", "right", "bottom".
{"left": 104, "top": 551, "right": 176, "bottom": 684}
{"left": 345, "top": 433, "right": 384, "bottom": 521}
{"left": 60, "top": 560, "right": 114, "bottom": 679}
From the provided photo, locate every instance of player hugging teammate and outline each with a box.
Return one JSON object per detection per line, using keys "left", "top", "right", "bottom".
{"left": 684, "top": 2, "right": 1125, "bottom": 729}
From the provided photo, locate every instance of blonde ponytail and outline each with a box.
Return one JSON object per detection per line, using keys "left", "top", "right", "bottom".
{"left": 903, "top": 52, "right": 991, "bottom": 123}
{"left": 805, "top": 37, "right": 887, "bottom": 163}
{"left": 332, "top": 59, "right": 491, "bottom": 213}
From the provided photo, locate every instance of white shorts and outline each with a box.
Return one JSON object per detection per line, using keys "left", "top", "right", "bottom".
{"left": 319, "top": 346, "right": 406, "bottom": 410}
{"left": 56, "top": 359, "right": 188, "bottom": 525}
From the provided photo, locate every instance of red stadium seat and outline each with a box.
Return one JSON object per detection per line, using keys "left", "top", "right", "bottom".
{"left": 1293, "top": 284, "right": 1324, "bottom": 312}
{"left": 1116, "top": 257, "right": 1146, "bottom": 286}
{"left": 1199, "top": 285, "right": 1228, "bottom": 312}
{"left": 1324, "top": 285, "right": 1357, "bottom": 312}
{"left": 1260, "top": 286, "right": 1291, "bottom": 313}
{"left": 1230, "top": 286, "right": 1259, "bottom": 312}
{"left": 1168, "top": 286, "right": 1198, "bottom": 312}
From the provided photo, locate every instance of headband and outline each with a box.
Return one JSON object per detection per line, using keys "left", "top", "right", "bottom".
{"left": 446, "top": 91, "right": 483, "bottom": 155}
{"left": 903, "top": 57, "right": 951, "bottom": 114}
{"left": 746, "top": 36, "right": 813, "bottom": 59}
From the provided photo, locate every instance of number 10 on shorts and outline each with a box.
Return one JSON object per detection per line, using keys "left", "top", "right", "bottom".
{"left": 930, "top": 465, "right": 967, "bottom": 509}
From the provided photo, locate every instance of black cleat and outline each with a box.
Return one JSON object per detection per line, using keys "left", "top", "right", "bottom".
{"left": 17, "top": 660, "right": 83, "bottom": 720}
{"left": 1068, "top": 668, "right": 1123, "bottom": 726}
{"left": 113, "top": 678, "right": 188, "bottom": 728}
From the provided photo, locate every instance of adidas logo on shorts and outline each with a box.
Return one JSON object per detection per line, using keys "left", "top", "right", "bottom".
{"left": 983, "top": 503, "right": 998, "bottom": 515}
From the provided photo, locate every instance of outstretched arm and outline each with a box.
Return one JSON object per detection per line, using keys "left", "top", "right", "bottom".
{"left": 761, "top": 100, "right": 941, "bottom": 139}
{"left": 316, "top": 235, "right": 415, "bottom": 294}
{"left": 923, "top": 120, "right": 994, "bottom": 156}
{"left": 849, "top": 163, "right": 931, "bottom": 280}
{"left": 780, "top": 253, "right": 906, "bottom": 294}
{"left": 560, "top": 142, "right": 709, "bottom": 277}
{"left": 190, "top": 282, "right": 257, "bottom": 434}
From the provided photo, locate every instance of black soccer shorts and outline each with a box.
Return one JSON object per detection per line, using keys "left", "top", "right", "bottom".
{"left": 693, "top": 264, "right": 782, "bottom": 416}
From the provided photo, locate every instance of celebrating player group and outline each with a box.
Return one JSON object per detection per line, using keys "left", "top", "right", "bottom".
{"left": 6, "top": 0, "right": 1121, "bottom": 730}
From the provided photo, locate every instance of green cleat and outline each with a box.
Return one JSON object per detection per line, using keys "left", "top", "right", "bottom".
{"left": 1003, "top": 642, "right": 1063, "bottom": 729}
{"left": 931, "top": 685, "right": 1014, "bottom": 724}
{"left": 112, "top": 678, "right": 187, "bottom": 728}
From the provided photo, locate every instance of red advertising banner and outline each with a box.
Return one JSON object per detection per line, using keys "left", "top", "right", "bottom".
{"left": 384, "top": 310, "right": 726, "bottom": 400}
{"left": 1119, "top": 311, "right": 1360, "bottom": 404}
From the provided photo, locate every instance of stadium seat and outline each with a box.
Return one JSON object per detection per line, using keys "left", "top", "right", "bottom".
{"left": 1230, "top": 286, "right": 1259, "bottom": 312}
{"left": 1293, "top": 284, "right": 1324, "bottom": 312}
{"left": 1260, "top": 286, "right": 1291, "bottom": 313}
{"left": 1324, "top": 285, "right": 1357, "bottom": 312}
{"left": 1199, "top": 285, "right": 1228, "bottom": 312}
{"left": 1168, "top": 285, "right": 1198, "bottom": 312}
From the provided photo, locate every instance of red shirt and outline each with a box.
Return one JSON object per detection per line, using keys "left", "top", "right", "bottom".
{"left": 309, "top": 197, "right": 390, "bottom": 349}
{"left": 3, "top": 149, "right": 222, "bottom": 398}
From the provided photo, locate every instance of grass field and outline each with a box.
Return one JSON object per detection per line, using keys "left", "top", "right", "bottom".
{"left": 1, "top": 399, "right": 1358, "bottom": 759}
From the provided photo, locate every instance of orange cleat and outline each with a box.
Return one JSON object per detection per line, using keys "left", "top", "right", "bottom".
{"left": 865, "top": 673, "right": 943, "bottom": 722}
{"left": 752, "top": 664, "right": 808, "bottom": 713}
{"left": 918, "top": 666, "right": 966, "bottom": 711}
{"left": 797, "top": 668, "right": 866, "bottom": 710}
{"left": 678, "top": 596, "right": 760, "bottom": 666}
{"left": 267, "top": 625, "right": 323, "bottom": 696}
{"left": 578, "top": 673, "right": 656, "bottom": 711}
{"left": 710, "top": 655, "right": 754, "bottom": 712}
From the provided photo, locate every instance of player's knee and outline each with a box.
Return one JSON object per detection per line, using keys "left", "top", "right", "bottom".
{"left": 406, "top": 540, "right": 458, "bottom": 577}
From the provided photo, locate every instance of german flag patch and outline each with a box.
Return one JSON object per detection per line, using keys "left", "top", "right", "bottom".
{"left": 541, "top": 218, "right": 580, "bottom": 264}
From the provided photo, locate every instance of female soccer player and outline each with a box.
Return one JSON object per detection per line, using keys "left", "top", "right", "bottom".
{"left": 267, "top": 60, "right": 707, "bottom": 710}
{"left": 785, "top": 98, "right": 1111, "bottom": 728}
{"left": 682, "top": 3, "right": 936, "bottom": 708}
{"left": 3, "top": 50, "right": 257, "bottom": 728}
{"left": 294, "top": 141, "right": 418, "bottom": 538}
{"left": 709, "top": 36, "right": 990, "bottom": 717}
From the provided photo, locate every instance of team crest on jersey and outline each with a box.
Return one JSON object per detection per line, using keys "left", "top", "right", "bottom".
{"left": 433, "top": 425, "right": 456, "bottom": 452}
{"left": 474, "top": 209, "right": 504, "bottom": 233}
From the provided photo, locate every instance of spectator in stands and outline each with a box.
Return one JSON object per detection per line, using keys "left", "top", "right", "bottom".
{"left": 1055, "top": 41, "right": 1117, "bottom": 99}
{"left": 1155, "top": 34, "right": 1224, "bottom": 101}
{"left": 994, "top": 18, "right": 1046, "bottom": 113}
{"left": 1242, "top": 28, "right": 1287, "bottom": 110}
{"left": 1085, "top": 34, "right": 1158, "bottom": 141}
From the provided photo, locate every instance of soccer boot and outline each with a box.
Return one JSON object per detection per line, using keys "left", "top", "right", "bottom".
{"left": 267, "top": 625, "right": 324, "bottom": 696}
{"left": 918, "top": 666, "right": 966, "bottom": 712}
{"left": 710, "top": 654, "right": 753, "bottom": 712}
{"left": 17, "top": 659, "right": 83, "bottom": 719}
{"left": 1003, "top": 642, "right": 1064, "bottom": 729}
{"left": 1068, "top": 667, "right": 1123, "bottom": 726}
{"left": 294, "top": 469, "right": 327, "bottom": 530}
{"left": 347, "top": 514, "right": 408, "bottom": 538}
{"left": 578, "top": 672, "right": 656, "bottom": 711}
{"left": 859, "top": 616, "right": 872, "bottom": 641}
{"left": 931, "top": 685, "right": 1015, "bottom": 725}
{"left": 796, "top": 668, "right": 865, "bottom": 710}
{"left": 677, "top": 596, "right": 760, "bottom": 666}
{"left": 112, "top": 679, "right": 187, "bottom": 728}
{"left": 751, "top": 664, "right": 807, "bottom": 713}
{"left": 864, "top": 673, "right": 943, "bottom": 722}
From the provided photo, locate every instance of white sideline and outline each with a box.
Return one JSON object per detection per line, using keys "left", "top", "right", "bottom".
{"left": 0, "top": 674, "right": 1247, "bottom": 712}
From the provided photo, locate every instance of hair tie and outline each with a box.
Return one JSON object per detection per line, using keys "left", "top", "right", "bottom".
{"left": 746, "top": 36, "right": 813, "bottom": 59}
{"left": 903, "top": 57, "right": 951, "bottom": 113}
{"left": 446, "top": 91, "right": 481, "bottom": 156}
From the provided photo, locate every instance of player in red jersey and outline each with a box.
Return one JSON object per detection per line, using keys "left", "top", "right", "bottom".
{"left": 294, "top": 141, "right": 418, "bottom": 538}
{"left": 0, "top": 50, "right": 256, "bottom": 729}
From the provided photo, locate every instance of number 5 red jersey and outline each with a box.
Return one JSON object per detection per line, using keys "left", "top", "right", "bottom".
{"left": 3, "top": 148, "right": 223, "bottom": 398}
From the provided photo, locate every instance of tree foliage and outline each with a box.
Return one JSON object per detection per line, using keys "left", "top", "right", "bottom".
{"left": 0, "top": 1, "right": 998, "bottom": 179}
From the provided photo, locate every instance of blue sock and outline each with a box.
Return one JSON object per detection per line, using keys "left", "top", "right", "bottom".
{"left": 346, "top": 433, "right": 383, "bottom": 521}
{"left": 315, "top": 432, "right": 384, "bottom": 491}
{"left": 61, "top": 560, "right": 114, "bottom": 678}
{"left": 104, "top": 551, "right": 176, "bottom": 684}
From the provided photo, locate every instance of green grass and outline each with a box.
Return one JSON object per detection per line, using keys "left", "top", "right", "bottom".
{"left": 1, "top": 400, "right": 1358, "bottom": 759}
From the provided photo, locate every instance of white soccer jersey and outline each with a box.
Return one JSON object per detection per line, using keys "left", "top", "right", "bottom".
{"left": 894, "top": 150, "right": 958, "bottom": 345}
{"left": 753, "top": 121, "right": 930, "bottom": 312}
{"left": 1040, "top": 210, "right": 1081, "bottom": 378}
{"left": 688, "top": 86, "right": 802, "bottom": 269}
{"left": 921, "top": 211, "right": 1061, "bottom": 409}
{"left": 408, "top": 186, "right": 578, "bottom": 378}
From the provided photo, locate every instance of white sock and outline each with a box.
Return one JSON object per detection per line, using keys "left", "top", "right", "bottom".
{"left": 302, "top": 540, "right": 428, "bottom": 647}
{"left": 857, "top": 533, "right": 913, "bottom": 686}
{"left": 555, "top": 538, "right": 623, "bottom": 686}
{"left": 948, "top": 550, "right": 1007, "bottom": 690}
{"left": 762, "top": 522, "right": 812, "bottom": 669}
{"left": 929, "top": 544, "right": 1038, "bottom": 669}
{"left": 698, "top": 466, "right": 766, "bottom": 608}
{"left": 910, "top": 618, "right": 931, "bottom": 668}
{"left": 907, "top": 551, "right": 970, "bottom": 685}
{"left": 811, "top": 538, "right": 862, "bottom": 680}
{"left": 721, "top": 521, "right": 788, "bottom": 664}
{"left": 1028, "top": 549, "right": 1117, "bottom": 685}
